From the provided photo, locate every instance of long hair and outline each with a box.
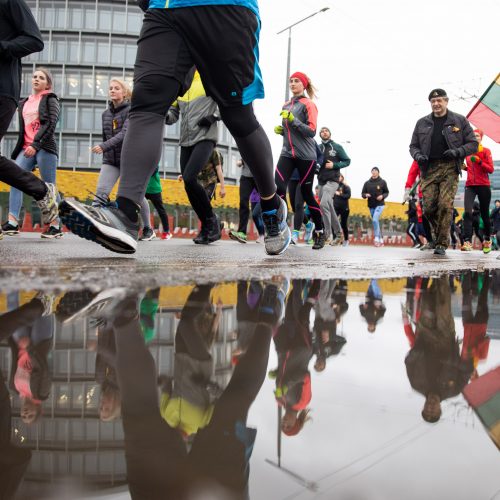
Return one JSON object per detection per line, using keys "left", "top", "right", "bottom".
{"left": 35, "top": 67, "right": 53, "bottom": 91}
{"left": 282, "top": 409, "right": 312, "bottom": 436}
{"left": 305, "top": 79, "right": 318, "bottom": 100}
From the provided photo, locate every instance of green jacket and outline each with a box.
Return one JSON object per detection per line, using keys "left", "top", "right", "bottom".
{"left": 146, "top": 168, "right": 162, "bottom": 195}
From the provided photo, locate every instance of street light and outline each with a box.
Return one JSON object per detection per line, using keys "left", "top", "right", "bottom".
{"left": 277, "top": 7, "right": 330, "bottom": 101}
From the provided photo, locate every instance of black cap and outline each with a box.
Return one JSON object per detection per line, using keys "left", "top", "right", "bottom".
{"left": 428, "top": 88, "right": 447, "bottom": 100}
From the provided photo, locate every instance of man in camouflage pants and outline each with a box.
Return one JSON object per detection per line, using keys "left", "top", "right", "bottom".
{"left": 410, "top": 88, "right": 478, "bottom": 255}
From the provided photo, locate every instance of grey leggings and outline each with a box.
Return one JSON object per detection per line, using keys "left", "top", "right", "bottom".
{"left": 94, "top": 164, "right": 151, "bottom": 227}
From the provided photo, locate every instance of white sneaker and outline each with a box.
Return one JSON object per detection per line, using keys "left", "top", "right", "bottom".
{"left": 256, "top": 235, "right": 264, "bottom": 244}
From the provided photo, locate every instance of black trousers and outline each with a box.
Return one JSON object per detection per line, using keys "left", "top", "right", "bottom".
{"left": 336, "top": 207, "right": 349, "bottom": 241}
{"left": 145, "top": 191, "right": 170, "bottom": 232}
{"left": 463, "top": 185, "right": 491, "bottom": 242}
{"left": 0, "top": 96, "right": 47, "bottom": 200}
{"left": 288, "top": 178, "right": 309, "bottom": 231}
{"left": 237, "top": 175, "right": 257, "bottom": 234}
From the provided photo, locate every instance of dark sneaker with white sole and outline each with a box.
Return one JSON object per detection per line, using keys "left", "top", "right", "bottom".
{"left": 41, "top": 225, "right": 63, "bottom": 239}
{"left": 59, "top": 198, "right": 139, "bottom": 254}
{"left": 140, "top": 227, "right": 156, "bottom": 241}
{"left": 433, "top": 245, "right": 446, "bottom": 255}
{"left": 37, "top": 182, "right": 59, "bottom": 225}
{"left": 1, "top": 221, "right": 20, "bottom": 235}
{"left": 262, "top": 197, "right": 291, "bottom": 256}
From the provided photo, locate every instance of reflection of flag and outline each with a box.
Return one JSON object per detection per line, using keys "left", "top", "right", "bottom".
{"left": 467, "top": 73, "right": 500, "bottom": 143}
{"left": 463, "top": 366, "right": 500, "bottom": 449}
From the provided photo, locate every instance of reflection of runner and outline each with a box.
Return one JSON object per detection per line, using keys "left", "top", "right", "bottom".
{"left": 359, "top": 279, "right": 386, "bottom": 333}
{"left": 404, "top": 277, "right": 474, "bottom": 423}
{"left": 108, "top": 283, "right": 280, "bottom": 499}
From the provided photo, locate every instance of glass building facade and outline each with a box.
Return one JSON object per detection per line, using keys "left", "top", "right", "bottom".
{"left": 3, "top": 0, "right": 240, "bottom": 183}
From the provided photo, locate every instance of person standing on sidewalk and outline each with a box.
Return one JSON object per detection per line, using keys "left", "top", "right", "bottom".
{"left": 361, "top": 167, "right": 389, "bottom": 247}
{"left": 317, "top": 127, "right": 350, "bottom": 245}
{"left": 461, "top": 129, "right": 494, "bottom": 254}
{"left": 229, "top": 157, "right": 256, "bottom": 243}
{"left": 3, "top": 68, "right": 62, "bottom": 238}
{"left": 59, "top": 0, "right": 290, "bottom": 256}
{"left": 410, "top": 88, "right": 478, "bottom": 255}
{"left": 333, "top": 173, "right": 351, "bottom": 246}
{"left": 0, "top": 0, "right": 59, "bottom": 240}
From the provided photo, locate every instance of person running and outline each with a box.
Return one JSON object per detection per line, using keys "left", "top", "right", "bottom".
{"left": 229, "top": 158, "right": 257, "bottom": 243}
{"left": 60, "top": 1, "right": 289, "bottom": 256}
{"left": 145, "top": 168, "right": 172, "bottom": 240}
{"left": 2, "top": 68, "right": 62, "bottom": 238}
{"left": 361, "top": 167, "right": 389, "bottom": 247}
{"left": 90, "top": 79, "right": 153, "bottom": 240}
{"left": 333, "top": 173, "right": 351, "bottom": 246}
{"left": 317, "top": 127, "right": 351, "bottom": 245}
{"left": 165, "top": 71, "right": 223, "bottom": 245}
{"left": 461, "top": 129, "right": 494, "bottom": 253}
{"left": 0, "top": 1, "right": 59, "bottom": 240}
{"left": 274, "top": 71, "right": 325, "bottom": 250}
{"left": 359, "top": 279, "right": 386, "bottom": 333}
{"left": 406, "top": 196, "right": 420, "bottom": 247}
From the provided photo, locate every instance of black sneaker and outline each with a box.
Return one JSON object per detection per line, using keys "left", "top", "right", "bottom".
{"left": 1, "top": 221, "right": 20, "bottom": 235}
{"left": 59, "top": 198, "right": 139, "bottom": 254}
{"left": 193, "top": 225, "right": 209, "bottom": 244}
{"left": 139, "top": 227, "right": 156, "bottom": 241}
{"left": 206, "top": 214, "right": 222, "bottom": 243}
{"left": 41, "top": 225, "right": 63, "bottom": 239}
{"left": 433, "top": 245, "right": 446, "bottom": 255}
{"left": 312, "top": 230, "right": 326, "bottom": 250}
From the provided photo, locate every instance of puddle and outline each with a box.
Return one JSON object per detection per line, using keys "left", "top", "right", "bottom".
{"left": 1, "top": 272, "right": 499, "bottom": 499}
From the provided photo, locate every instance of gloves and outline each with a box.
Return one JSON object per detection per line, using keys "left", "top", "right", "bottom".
{"left": 280, "top": 110, "right": 295, "bottom": 122}
{"left": 403, "top": 188, "right": 411, "bottom": 203}
{"left": 274, "top": 125, "right": 284, "bottom": 135}
{"left": 415, "top": 153, "right": 428, "bottom": 167}
{"left": 197, "top": 115, "right": 217, "bottom": 128}
{"left": 137, "top": 0, "right": 149, "bottom": 12}
{"left": 470, "top": 155, "right": 480, "bottom": 163}
{"left": 443, "top": 149, "right": 460, "bottom": 159}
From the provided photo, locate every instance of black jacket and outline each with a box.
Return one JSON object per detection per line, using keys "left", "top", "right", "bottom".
{"left": 333, "top": 182, "right": 351, "bottom": 211}
{"left": 0, "top": 0, "right": 44, "bottom": 103}
{"left": 491, "top": 206, "right": 500, "bottom": 233}
{"left": 11, "top": 93, "right": 60, "bottom": 158}
{"left": 409, "top": 110, "right": 478, "bottom": 175}
{"left": 100, "top": 101, "right": 130, "bottom": 168}
{"left": 361, "top": 177, "right": 389, "bottom": 208}
{"left": 317, "top": 140, "right": 351, "bottom": 184}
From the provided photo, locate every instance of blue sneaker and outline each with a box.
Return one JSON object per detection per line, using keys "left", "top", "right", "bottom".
{"left": 304, "top": 220, "right": 315, "bottom": 242}
{"left": 262, "top": 197, "right": 291, "bottom": 256}
{"left": 291, "top": 229, "right": 299, "bottom": 245}
{"left": 59, "top": 198, "right": 139, "bottom": 254}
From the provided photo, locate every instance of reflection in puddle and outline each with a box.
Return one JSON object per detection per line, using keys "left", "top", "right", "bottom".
{"left": 0, "top": 273, "right": 499, "bottom": 499}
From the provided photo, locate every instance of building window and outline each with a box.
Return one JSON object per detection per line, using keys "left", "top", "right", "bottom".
{"left": 62, "top": 138, "right": 77, "bottom": 165}
{"left": 127, "top": 10, "right": 142, "bottom": 34}
{"left": 162, "top": 145, "right": 178, "bottom": 173}
{"left": 98, "top": 8, "right": 112, "bottom": 31}
{"left": 62, "top": 105, "right": 76, "bottom": 131}
{"left": 111, "top": 42, "right": 125, "bottom": 66}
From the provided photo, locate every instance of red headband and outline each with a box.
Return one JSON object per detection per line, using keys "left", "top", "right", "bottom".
{"left": 474, "top": 129, "right": 484, "bottom": 140}
{"left": 290, "top": 72, "right": 309, "bottom": 89}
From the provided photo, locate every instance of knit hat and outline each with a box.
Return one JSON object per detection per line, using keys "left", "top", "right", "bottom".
{"left": 428, "top": 88, "right": 447, "bottom": 100}
{"left": 290, "top": 71, "right": 309, "bottom": 89}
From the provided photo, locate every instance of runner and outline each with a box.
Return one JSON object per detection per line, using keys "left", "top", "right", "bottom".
{"left": 59, "top": 1, "right": 289, "bottom": 256}
{"left": 361, "top": 167, "right": 389, "bottom": 247}
{"left": 274, "top": 72, "right": 325, "bottom": 250}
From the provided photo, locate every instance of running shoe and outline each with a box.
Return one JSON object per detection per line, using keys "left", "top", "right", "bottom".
{"left": 140, "top": 227, "right": 156, "bottom": 241}
{"left": 461, "top": 241, "right": 473, "bottom": 252}
{"left": 59, "top": 198, "right": 139, "bottom": 254}
{"left": 41, "top": 225, "right": 63, "bottom": 239}
{"left": 1, "top": 221, "right": 20, "bottom": 235}
{"left": 207, "top": 214, "right": 222, "bottom": 243}
{"left": 331, "top": 234, "right": 342, "bottom": 246}
{"left": 304, "top": 221, "right": 315, "bottom": 242}
{"left": 434, "top": 245, "right": 446, "bottom": 255}
{"left": 37, "top": 182, "right": 59, "bottom": 225}
{"left": 229, "top": 230, "right": 247, "bottom": 243}
{"left": 483, "top": 240, "right": 492, "bottom": 254}
{"left": 343, "top": 240, "right": 349, "bottom": 247}
{"left": 161, "top": 231, "right": 172, "bottom": 240}
{"left": 262, "top": 197, "right": 291, "bottom": 256}
{"left": 420, "top": 242, "right": 435, "bottom": 251}
{"left": 291, "top": 229, "right": 299, "bottom": 245}
{"left": 256, "top": 235, "right": 264, "bottom": 244}
{"left": 312, "top": 230, "right": 326, "bottom": 250}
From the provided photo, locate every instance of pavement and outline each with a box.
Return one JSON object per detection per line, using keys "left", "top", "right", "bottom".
{"left": 1, "top": 233, "right": 499, "bottom": 291}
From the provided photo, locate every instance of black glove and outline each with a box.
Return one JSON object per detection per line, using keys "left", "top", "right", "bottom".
{"left": 197, "top": 115, "right": 217, "bottom": 128}
{"left": 415, "top": 153, "right": 428, "bottom": 167}
{"left": 443, "top": 149, "right": 460, "bottom": 159}
{"left": 136, "top": 0, "right": 149, "bottom": 12}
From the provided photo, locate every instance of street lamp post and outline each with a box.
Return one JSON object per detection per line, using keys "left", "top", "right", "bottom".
{"left": 277, "top": 7, "right": 330, "bottom": 101}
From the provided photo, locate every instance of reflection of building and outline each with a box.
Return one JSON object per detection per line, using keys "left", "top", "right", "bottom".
{"left": 2, "top": 1, "right": 240, "bottom": 183}
{"left": 0, "top": 294, "right": 237, "bottom": 495}
{"left": 455, "top": 160, "right": 500, "bottom": 208}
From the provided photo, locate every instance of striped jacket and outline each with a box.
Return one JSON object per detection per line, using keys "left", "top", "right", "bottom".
{"left": 280, "top": 95, "right": 318, "bottom": 161}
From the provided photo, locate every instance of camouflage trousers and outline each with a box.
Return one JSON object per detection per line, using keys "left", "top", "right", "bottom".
{"left": 421, "top": 161, "right": 459, "bottom": 248}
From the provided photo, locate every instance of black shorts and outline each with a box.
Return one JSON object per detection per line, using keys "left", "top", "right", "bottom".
{"left": 135, "top": 6, "right": 264, "bottom": 107}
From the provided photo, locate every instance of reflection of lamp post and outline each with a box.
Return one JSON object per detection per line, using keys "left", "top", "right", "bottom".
{"left": 277, "top": 7, "right": 330, "bottom": 101}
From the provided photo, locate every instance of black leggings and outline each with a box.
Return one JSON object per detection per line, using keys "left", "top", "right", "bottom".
{"left": 288, "top": 178, "right": 310, "bottom": 231}
{"left": 337, "top": 208, "right": 350, "bottom": 241}
{"left": 180, "top": 141, "right": 215, "bottom": 224}
{"left": 463, "top": 185, "right": 491, "bottom": 242}
{"left": 407, "top": 221, "right": 419, "bottom": 245}
{"left": 275, "top": 157, "right": 323, "bottom": 231}
{"left": 145, "top": 192, "right": 170, "bottom": 232}
{"left": 237, "top": 175, "right": 257, "bottom": 234}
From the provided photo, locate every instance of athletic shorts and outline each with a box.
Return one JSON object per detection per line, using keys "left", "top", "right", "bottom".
{"left": 135, "top": 6, "right": 264, "bottom": 107}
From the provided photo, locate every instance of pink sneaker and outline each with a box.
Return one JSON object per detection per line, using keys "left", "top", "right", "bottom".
{"left": 161, "top": 232, "right": 172, "bottom": 240}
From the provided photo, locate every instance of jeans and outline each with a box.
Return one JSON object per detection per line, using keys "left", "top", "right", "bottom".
{"left": 9, "top": 149, "right": 60, "bottom": 224}
{"left": 369, "top": 205, "right": 385, "bottom": 241}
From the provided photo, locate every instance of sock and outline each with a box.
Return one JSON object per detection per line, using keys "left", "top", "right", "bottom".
{"left": 116, "top": 196, "right": 139, "bottom": 223}
{"left": 8, "top": 220, "right": 18, "bottom": 227}
{"left": 260, "top": 193, "right": 280, "bottom": 213}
